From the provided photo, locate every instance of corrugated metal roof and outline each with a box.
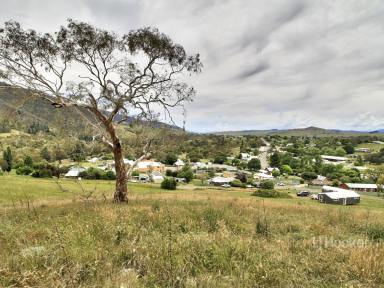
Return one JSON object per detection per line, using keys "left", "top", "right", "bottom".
{"left": 345, "top": 183, "right": 377, "bottom": 189}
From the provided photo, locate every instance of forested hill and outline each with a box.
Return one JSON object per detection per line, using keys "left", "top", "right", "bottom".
{"left": 0, "top": 84, "right": 181, "bottom": 133}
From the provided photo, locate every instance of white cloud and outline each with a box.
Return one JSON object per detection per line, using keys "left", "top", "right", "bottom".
{"left": 1, "top": 0, "right": 384, "bottom": 132}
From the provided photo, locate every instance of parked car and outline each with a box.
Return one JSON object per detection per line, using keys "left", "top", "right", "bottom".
{"left": 246, "top": 185, "right": 254, "bottom": 188}
{"left": 222, "top": 184, "right": 231, "bottom": 188}
{"left": 297, "top": 191, "right": 310, "bottom": 197}
{"left": 310, "top": 194, "right": 319, "bottom": 200}
{"left": 277, "top": 182, "right": 285, "bottom": 186}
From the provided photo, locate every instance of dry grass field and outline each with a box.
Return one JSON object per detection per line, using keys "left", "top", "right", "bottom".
{"left": 1, "top": 175, "right": 384, "bottom": 287}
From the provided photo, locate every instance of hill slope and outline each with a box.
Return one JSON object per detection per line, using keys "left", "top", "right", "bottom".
{"left": 0, "top": 84, "right": 181, "bottom": 133}
{"left": 212, "top": 126, "right": 383, "bottom": 136}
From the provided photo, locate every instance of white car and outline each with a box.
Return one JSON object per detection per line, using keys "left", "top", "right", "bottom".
{"left": 222, "top": 184, "right": 231, "bottom": 188}
{"left": 246, "top": 185, "right": 254, "bottom": 188}
{"left": 277, "top": 182, "right": 285, "bottom": 186}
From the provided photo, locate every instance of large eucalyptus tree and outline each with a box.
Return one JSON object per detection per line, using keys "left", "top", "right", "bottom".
{"left": 0, "top": 20, "right": 201, "bottom": 202}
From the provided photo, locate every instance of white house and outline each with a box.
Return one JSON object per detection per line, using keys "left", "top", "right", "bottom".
{"left": 150, "top": 171, "right": 164, "bottom": 183}
{"left": 209, "top": 176, "right": 235, "bottom": 186}
{"left": 241, "top": 153, "right": 258, "bottom": 161}
{"left": 64, "top": 167, "right": 86, "bottom": 178}
{"left": 321, "top": 155, "right": 348, "bottom": 164}
{"left": 87, "top": 157, "right": 100, "bottom": 163}
{"left": 254, "top": 172, "right": 274, "bottom": 180}
{"left": 174, "top": 159, "right": 185, "bottom": 167}
{"left": 355, "top": 148, "right": 371, "bottom": 153}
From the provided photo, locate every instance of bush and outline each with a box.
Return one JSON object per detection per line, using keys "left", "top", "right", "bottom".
{"left": 247, "top": 158, "right": 261, "bottom": 171}
{"left": 230, "top": 179, "right": 245, "bottom": 188}
{"left": 161, "top": 178, "right": 177, "bottom": 190}
{"left": 79, "top": 168, "right": 104, "bottom": 180}
{"left": 301, "top": 171, "right": 317, "bottom": 180}
{"left": 272, "top": 170, "right": 281, "bottom": 177}
{"left": 31, "top": 169, "right": 52, "bottom": 178}
{"left": 164, "top": 154, "right": 178, "bottom": 165}
{"left": 260, "top": 180, "right": 274, "bottom": 190}
{"left": 23, "top": 156, "right": 33, "bottom": 167}
{"left": 280, "top": 165, "right": 293, "bottom": 175}
{"left": 367, "top": 224, "right": 384, "bottom": 242}
{"left": 177, "top": 165, "right": 194, "bottom": 183}
{"left": 16, "top": 166, "right": 33, "bottom": 175}
{"left": 252, "top": 189, "right": 291, "bottom": 198}
{"left": 102, "top": 170, "right": 116, "bottom": 180}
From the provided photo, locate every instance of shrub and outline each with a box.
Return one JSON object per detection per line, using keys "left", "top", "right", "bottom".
{"left": 272, "top": 169, "right": 280, "bottom": 177}
{"left": 247, "top": 158, "right": 261, "bottom": 171}
{"left": 367, "top": 224, "right": 384, "bottom": 242}
{"left": 252, "top": 189, "right": 291, "bottom": 198}
{"left": 23, "top": 156, "right": 33, "bottom": 166}
{"left": 16, "top": 166, "right": 33, "bottom": 175}
{"left": 177, "top": 165, "right": 194, "bottom": 183}
{"left": 301, "top": 171, "right": 317, "bottom": 180}
{"left": 230, "top": 179, "right": 245, "bottom": 188}
{"left": 161, "top": 177, "right": 177, "bottom": 190}
{"left": 164, "top": 154, "right": 178, "bottom": 165}
{"left": 131, "top": 171, "right": 139, "bottom": 177}
{"left": 280, "top": 165, "right": 293, "bottom": 175}
{"left": 260, "top": 180, "right": 274, "bottom": 190}
{"left": 79, "top": 168, "right": 104, "bottom": 180}
{"left": 102, "top": 170, "right": 116, "bottom": 180}
{"left": 31, "top": 169, "right": 52, "bottom": 178}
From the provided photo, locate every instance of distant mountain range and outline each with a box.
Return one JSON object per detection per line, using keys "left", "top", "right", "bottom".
{"left": 212, "top": 126, "right": 384, "bottom": 136}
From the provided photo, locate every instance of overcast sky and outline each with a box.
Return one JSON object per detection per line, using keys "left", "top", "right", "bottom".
{"left": 1, "top": 0, "right": 384, "bottom": 132}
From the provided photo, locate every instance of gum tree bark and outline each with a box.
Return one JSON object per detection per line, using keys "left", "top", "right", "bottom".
{"left": 0, "top": 20, "right": 201, "bottom": 202}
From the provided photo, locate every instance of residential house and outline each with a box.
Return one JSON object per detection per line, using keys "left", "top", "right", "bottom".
{"left": 209, "top": 176, "right": 235, "bottom": 186}
{"left": 321, "top": 155, "right": 348, "bottom": 164}
{"left": 340, "top": 183, "right": 378, "bottom": 193}
{"left": 150, "top": 171, "right": 164, "bottom": 183}
{"left": 64, "top": 167, "right": 86, "bottom": 178}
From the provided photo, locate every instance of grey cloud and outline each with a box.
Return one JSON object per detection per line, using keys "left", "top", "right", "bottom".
{"left": 234, "top": 61, "right": 270, "bottom": 80}
{"left": 1, "top": 0, "right": 384, "bottom": 132}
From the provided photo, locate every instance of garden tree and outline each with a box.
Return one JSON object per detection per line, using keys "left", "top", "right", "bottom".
{"left": 335, "top": 147, "right": 347, "bottom": 157}
{"left": 0, "top": 20, "right": 201, "bottom": 202}
{"left": 0, "top": 159, "right": 8, "bottom": 172}
{"left": 270, "top": 152, "right": 280, "bottom": 167}
{"left": 366, "top": 167, "right": 384, "bottom": 183}
{"left": 177, "top": 164, "right": 194, "bottom": 183}
{"left": 280, "top": 164, "right": 293, "bottom": 175}
{"left": 272, "top": 169, "right": 280, "bottom": 177}
{"left": 40, "top": 147, "right": 51, "bottom": 162}
{"left": 301, "top": 171, "right": 317, "bottom": 181}
{"left": 2, "top": 146, "right": 12, "bottom": 171}
{"left": 53, "top": 145, "right": 67, "bottom": 162}
{"left": 69, "top": 142, "right": 86, "bottom": 162}
{"left": 23, "top": 155, "right": 33, "bottom": 166}
{"left": 343, "top": 144, "right": 355, "bottom": 155}
{"left": 164, "top": 153, "right": 178, "bottom": 165}
{"left": 213, "top": 154, "right": 227, "bottom": 164}
{"left": 247, "top": 158, "right": 261, "bottom": 171}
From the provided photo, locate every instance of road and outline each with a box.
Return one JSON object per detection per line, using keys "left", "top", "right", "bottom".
{"left": 258, "top": 138, "right": 271, "bottom": 169}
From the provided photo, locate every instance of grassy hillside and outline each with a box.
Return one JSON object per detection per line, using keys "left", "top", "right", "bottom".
{"left": 1, "top": 175, "right": 384, "bottom": 287}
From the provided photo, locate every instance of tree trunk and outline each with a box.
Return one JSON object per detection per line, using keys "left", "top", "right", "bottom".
{"left": 113, "top": 140, "right": 128, "bottom": 202}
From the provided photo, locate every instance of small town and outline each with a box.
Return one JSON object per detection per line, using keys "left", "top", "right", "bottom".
{"left": 1, "top": 1, "right": 384, "bottom": 287}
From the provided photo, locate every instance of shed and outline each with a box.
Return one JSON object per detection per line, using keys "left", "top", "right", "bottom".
{"left": 340, "top": 183, "right": 378, "bottom": 192}
{"left": 319, "top": 186, "right": 360, "bottom": 205}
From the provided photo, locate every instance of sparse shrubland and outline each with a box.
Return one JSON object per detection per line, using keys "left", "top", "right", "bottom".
{"left": 1, "top": 188, "right": 384, "bottom": 287}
